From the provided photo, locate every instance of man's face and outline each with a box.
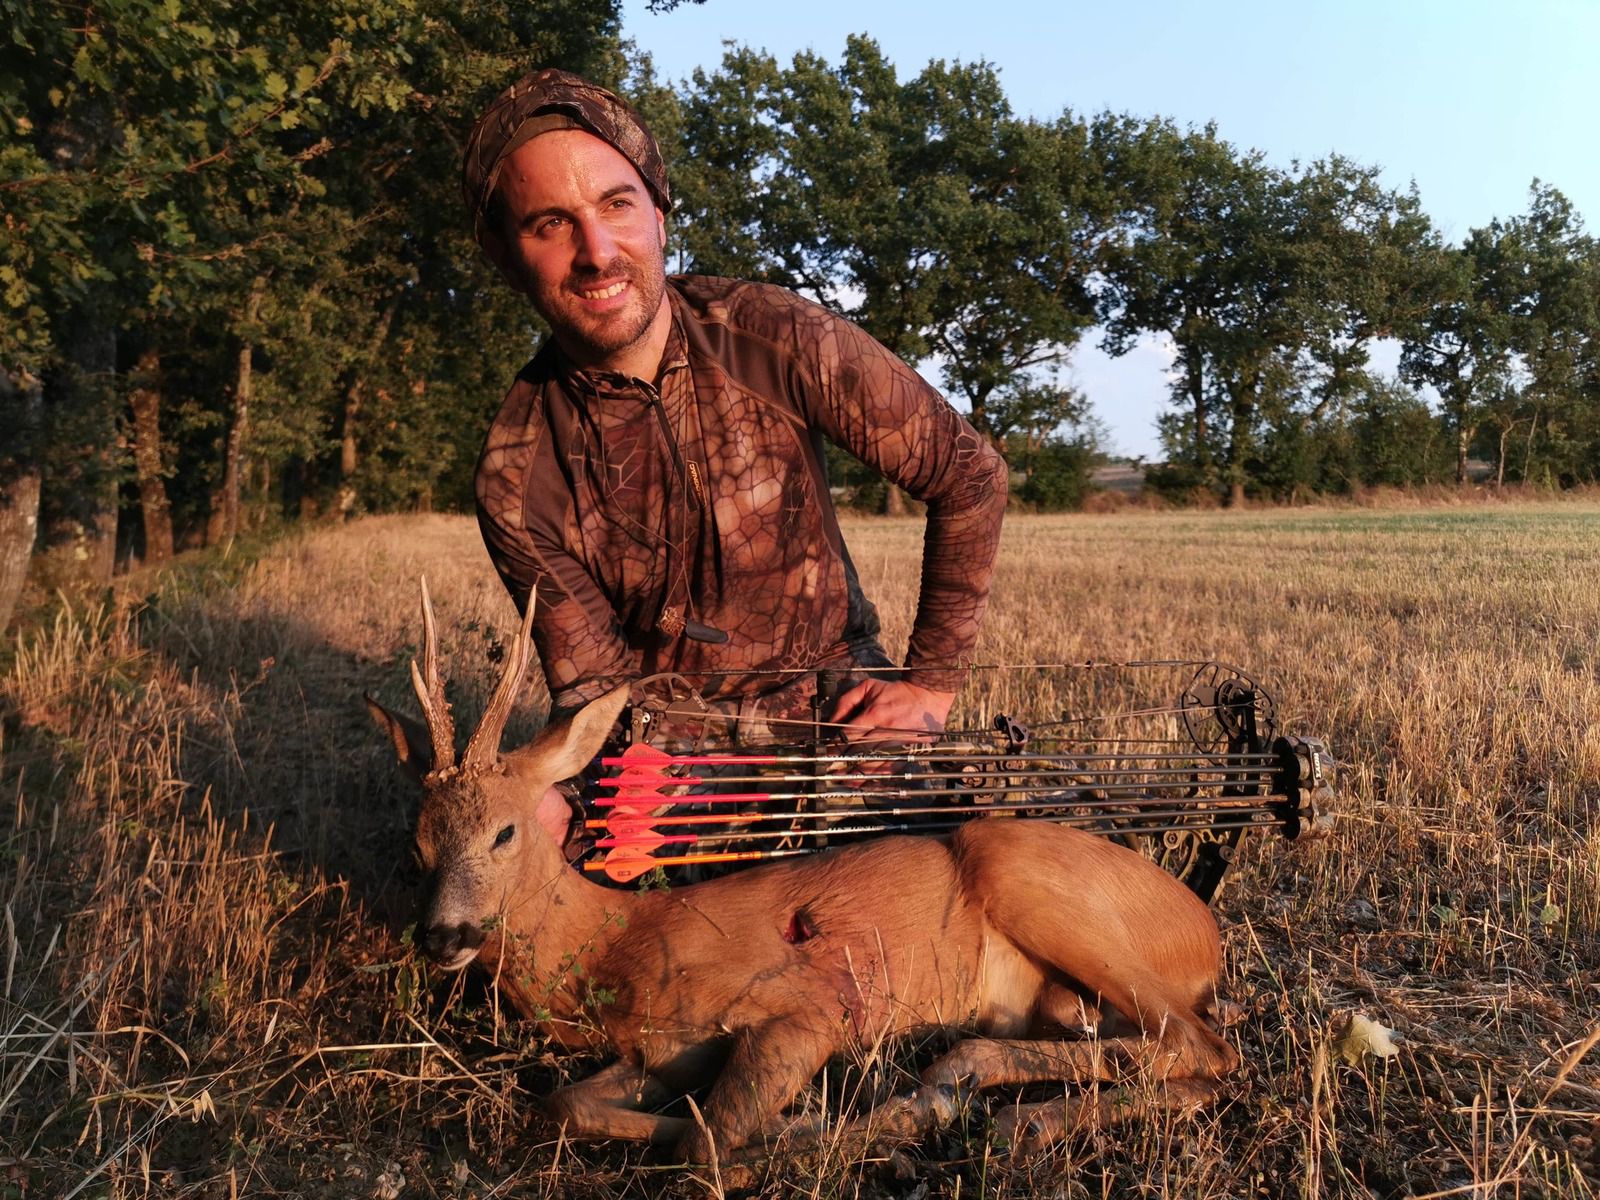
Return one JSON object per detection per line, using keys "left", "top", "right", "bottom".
{"left": 490, "top": 129, "right": 669, "bottom": 374}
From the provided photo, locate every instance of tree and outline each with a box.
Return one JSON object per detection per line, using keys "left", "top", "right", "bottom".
{"left": 1, "top": 0, "right": 409, "bottom": 596}
{"left": 1098, "top": 120, "right": 1293, "bottom": 503}
{"left": 676, "top": 37, "right": 1108, "bottom": 457}
{"left": 1501, "top": 184, "right": 1598, "bottom": 485}
{"left": 0, "top": 0, "right": 644, "bottom": 627}
{"left": 0, "top": 366, "right": 43, "bottom": 625}
{"left": 1100, "top": 122, "right": 1443, "bottom": 503}
{"left": 1290, "top": 160, "right": 1443, "bottom": 418}
{"left": 1399, "top": 224, "right": 1521, "bottom": 485}
{"left": 1002, "top": 379, "right": 1104, "bottom": 510}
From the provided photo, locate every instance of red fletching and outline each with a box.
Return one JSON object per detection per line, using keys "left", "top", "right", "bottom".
{"left": 604, "top": 810, "right": 663, "bottom": 839}
{"left": 599, "top": 845, "right": 660, "bottom": 884}
{"left": 596, "top": 832, "right": 695, "bottom": 850}
{"left": 599, "top": 747, "right": 778, "bottom": 768}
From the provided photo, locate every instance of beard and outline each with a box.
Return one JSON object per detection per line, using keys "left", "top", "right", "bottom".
{"left": 526, "top": 241, "right": 668, "bottom": 371}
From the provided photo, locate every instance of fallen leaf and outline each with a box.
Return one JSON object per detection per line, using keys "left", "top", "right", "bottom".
{"left": 1335, "top": 1013, "right": 1400, "bottom": 1067}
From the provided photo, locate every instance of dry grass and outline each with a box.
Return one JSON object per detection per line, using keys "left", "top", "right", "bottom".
{"left": 2, "top": 503, "right": 1597, "bottom": 1198}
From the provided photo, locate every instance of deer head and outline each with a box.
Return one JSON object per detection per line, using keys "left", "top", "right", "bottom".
{"left": 366, "top": 581, "right": 628, "bottom": 970}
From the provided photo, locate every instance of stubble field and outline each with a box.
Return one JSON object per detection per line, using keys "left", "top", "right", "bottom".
{"left": 2, "top": 500, "right": 1598, "bottom": 1198}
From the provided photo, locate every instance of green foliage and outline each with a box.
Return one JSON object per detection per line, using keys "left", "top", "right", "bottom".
{"left": 1099, "top": 119, "right": 1450, "bottom": 504}
{"left": 1, "top": 0, "right": 623, "bottom": 565}
{"left": 4, "top": 8, "right": 1600, "bottom": 610}
{"left": 675, "top": 38, "right": 1107, "bottom": 452}
{"left": 1017, "top": 439, "right": 1098, "bottom": 510}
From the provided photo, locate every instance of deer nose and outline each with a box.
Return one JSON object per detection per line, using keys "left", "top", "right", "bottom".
{"left": 419, "top": 920, "right": 485, "bottom": 964}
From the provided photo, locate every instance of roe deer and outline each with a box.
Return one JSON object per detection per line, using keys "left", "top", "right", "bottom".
{"left": 366, "top": 582, "right": 1239, "bottom": 1163}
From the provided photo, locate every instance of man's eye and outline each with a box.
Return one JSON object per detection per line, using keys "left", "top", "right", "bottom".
{"left": 494, "top": 824, "right": 516, "bottom": 848}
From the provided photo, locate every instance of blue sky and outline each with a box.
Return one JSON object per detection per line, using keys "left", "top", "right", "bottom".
{"left": 621, "top": 0, "right": 1600, "bottom": 458}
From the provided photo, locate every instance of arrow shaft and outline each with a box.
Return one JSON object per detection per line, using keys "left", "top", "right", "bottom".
{"left": 600, "top": 749, "right": 1277, "bottom": 770}
{"left": 590, "top": 791, "right": 1287, "bottom": 830}
{"left": 594, "top": 778, "right": 1277, "bottom": 808}
{"left": 596, "top": 765, "right": 1274, "bottom": 791}
{"left": 597, "top": 807, "right": 1280, "bottom": 850}
{"left": 583, "top": 815, "right": 1267, "bottom": 874}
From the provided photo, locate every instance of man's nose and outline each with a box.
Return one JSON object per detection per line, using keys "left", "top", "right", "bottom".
{"left": 573, "top": 216, "right": 620, "bottom": 270}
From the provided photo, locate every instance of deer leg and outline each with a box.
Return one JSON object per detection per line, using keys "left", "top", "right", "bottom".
{"left": 744, "top": 1024, "right": 1213, "bottom": 1161}
{"left": 922, "top": 1030, "right": 1232, "bottom": 1155}
{"left": 1068, "top": 971, "right": 1240, "bottom": 1080}
{"left": 924, "top": 1011, "right": 1236, "bottom": 1093}
{"left": 995, "top": 1075, "right": 1227, "bottom": 1152}
{"left": 763, "top": 1034, "right": 1143, "bottom": 1160}
{"left": 922, "top": 1034, "right": 1135, "bottom": 1091}
{"left": 544, "top": 1058, "right": 689, "bottom": 1145}
{"left": 677, "top": 1018, "right": 840, "bottom": 1164}
{"left": 750, "top": 1080, "right": 964, "bottom": 1163}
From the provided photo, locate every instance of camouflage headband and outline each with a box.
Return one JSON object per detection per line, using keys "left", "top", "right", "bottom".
{"left": 461, "top": 68, "right": 672, "bottom": 245}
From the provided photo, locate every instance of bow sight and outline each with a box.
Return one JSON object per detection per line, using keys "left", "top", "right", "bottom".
{"left": 573, "top": 660, "right": 1336, "bottom": 903}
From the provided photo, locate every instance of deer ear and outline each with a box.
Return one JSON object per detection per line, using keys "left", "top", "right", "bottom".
{"left": 365, "top": 692, "right": 433, "bottom": 780}
{"left": 506, "top": 684, "right": 631, "bottom": 785}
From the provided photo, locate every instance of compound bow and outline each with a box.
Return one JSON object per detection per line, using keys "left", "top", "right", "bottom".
{"left": 571, "top": 660, "right": 1336, "bottom": 904}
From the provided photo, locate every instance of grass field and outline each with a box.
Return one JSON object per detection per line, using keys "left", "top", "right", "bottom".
{"left": 2, "top": 501, "right": 1598, "bottom": 1198}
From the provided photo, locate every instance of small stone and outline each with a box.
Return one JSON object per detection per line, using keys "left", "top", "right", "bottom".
{"left": 1345, "top": 897, "right": 1378, "bottom": 925}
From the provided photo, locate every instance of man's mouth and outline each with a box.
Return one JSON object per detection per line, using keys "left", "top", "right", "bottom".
{"left": 574, "top": 279, "right": 629, "bottom": 301}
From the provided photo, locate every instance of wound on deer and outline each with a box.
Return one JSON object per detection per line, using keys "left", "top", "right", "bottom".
{"left": 782, "top": 908, "right": 818, "bottom": 944}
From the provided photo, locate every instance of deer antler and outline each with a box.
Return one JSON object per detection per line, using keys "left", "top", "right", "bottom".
{"left": 462, "top": 588, "right": 538, "bottom": 773}
{"left": 410, "top": 577, "right": 457, "bottom": 775}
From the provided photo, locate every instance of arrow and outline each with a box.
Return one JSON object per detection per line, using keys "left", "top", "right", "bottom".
{"left": 587, "top": 845, "right": 817, "bottom": 881}
{"left": 584, "top": 814, "right": 1275, "bottom": 880}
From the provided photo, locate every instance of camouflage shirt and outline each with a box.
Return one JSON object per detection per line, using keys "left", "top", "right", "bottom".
{"left": 475, "top": 276, "right": 1008, "bottom": 714}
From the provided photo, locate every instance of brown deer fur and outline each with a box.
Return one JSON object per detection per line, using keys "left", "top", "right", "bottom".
{"left": 367, "top": 585, "right": 1238, "bottom": 1162}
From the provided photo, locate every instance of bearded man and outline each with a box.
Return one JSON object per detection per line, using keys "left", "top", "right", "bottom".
{"left": 461, "top": 70, "right": 1007, "bottom": 836}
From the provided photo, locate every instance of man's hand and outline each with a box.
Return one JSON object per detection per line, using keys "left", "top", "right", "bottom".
{"left": 538, "top": 784, "right": 580, "bottom": 847}
{"left": 827, "top": 679, "right": 956, "bottom": 743}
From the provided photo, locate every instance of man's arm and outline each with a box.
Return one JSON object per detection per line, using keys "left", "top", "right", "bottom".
{"left": 782, "top": 296, "right": 1009, "bottom": 737}
{"left": 476, "top": 422, "right": 636, "bottom": 716}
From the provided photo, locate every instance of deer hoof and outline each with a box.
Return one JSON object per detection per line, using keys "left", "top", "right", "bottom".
{"left": 993, "top": 1100, "right": 1064, "bottom": 1155}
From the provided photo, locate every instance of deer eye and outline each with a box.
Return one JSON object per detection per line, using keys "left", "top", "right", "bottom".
{"left": 493, "top": 824, "right": 516, "bottom": 848}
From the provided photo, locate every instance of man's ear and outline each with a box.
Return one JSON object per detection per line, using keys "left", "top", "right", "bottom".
{"left": 480, "top": 229, "right": 530, "bottom": 297}
{"left": 365, "top": 692, "right": 433, "bottom": 780}
{"left": 656, "top": 206, "right": 667, "bottom": 253}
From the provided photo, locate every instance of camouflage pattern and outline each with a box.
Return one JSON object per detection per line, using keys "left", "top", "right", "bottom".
{"left": 461, "top": 68, "right": 672, "bottom": 245}
{"left": 476, "top": 276, "right": 1009, "bottom": 716}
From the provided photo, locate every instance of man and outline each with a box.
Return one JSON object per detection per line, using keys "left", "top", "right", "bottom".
{"left": 462, "top": 70, "right": 1007, "bottom": 816}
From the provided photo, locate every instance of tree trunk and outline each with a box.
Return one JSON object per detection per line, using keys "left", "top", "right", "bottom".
{"left": 218, "top": 277, "right": 266, "bottom": 542}
{"left": 1224, "top": 376, "right": 1254, "bottom": 507}
{"left": 339, "top": 302, "right": 399, "bottom": 513}
{"left": 1495, "top": 422, "right": 1514, "bottom": 488}
{"left": 1522, "top": 409, "right": 1539, "bottom": 483}
{"left": 1183, "top": 345, "right": 1210, "bottom": 473}
{"left": 340, "top": 381, "right": 362, "bottom": 479}
{"left": 882, "top": 485, "right": 907, "bottom": 516}
{"left": 127, "top": 347, "right": 174, "bottom": 562}
{"left": 0, "top": 366, "right": 43, "bottom": 630}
